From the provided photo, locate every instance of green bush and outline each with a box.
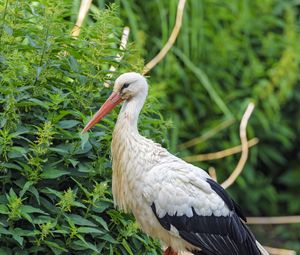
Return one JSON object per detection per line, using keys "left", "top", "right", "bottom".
{"left": 0, "top": 1, "right": 164, "bottom": 254}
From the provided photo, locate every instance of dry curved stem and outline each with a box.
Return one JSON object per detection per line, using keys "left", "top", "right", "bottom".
{"left": 221, "top": 103, "right": 255, "bottom": 189}
{"left": 184, "top": 137, "right": 259, "bottom": 162}
{"left": 143, "top": 0, "right": 186, "bottom": 75}
{"left": 247, "top": 215, "right": 300, "bottom": 225}
{"left": 104, "top": 26, "right": 130, "bottom": 87}
{"left": 263, "top": 246, "right": 297, "bottom": 255}
{"left": 71, "top": 0, "right": 92, "bottom": 37}
{"left": 208, "top": 167, "right": 217, "bottom": 182}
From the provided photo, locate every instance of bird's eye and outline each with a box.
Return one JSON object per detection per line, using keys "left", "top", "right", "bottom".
{"left": 122, "top": 83, "right": 130, "bottom": 89}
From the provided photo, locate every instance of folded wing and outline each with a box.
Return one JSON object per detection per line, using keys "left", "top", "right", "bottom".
{"left": 144, "top": 161, "right": 261, "bottom": 255}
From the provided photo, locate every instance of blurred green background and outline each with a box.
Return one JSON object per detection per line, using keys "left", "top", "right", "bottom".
{"left": 0, "top": 0, "right": 299, "bottom": 254}
{"left": 115, "top": 0, "right": 300, "bottom": 251}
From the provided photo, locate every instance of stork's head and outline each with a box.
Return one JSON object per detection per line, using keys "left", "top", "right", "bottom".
{"left": 82, "top": 72, "right": 148, "bottom": 132}
{"left": 114, "top": 72, "right": 148, "bottom": 100}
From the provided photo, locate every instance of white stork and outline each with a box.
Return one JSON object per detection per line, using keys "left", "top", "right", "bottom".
{"left": 82, "top": 72, "right": 269, "bottom": 255}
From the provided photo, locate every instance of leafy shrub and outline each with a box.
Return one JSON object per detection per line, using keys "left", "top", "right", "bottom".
{"left": 0, "top": 1, "right": 164, "bottom": 254}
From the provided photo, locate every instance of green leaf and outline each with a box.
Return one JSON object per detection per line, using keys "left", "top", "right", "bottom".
{"left": 12, "top": 233, "right": 23, "bottom": 246}
{"left": 7, "top": 146, "right": 28, "bottom": 158}
{"left": 28, "top": 98, "right": 49, "bottom": 109}
{"left": 19, "top": 181, "right": 33, "bottom": 198}
{"left": 75, "top": 235, "right": 99, "bottom": 252}
{"left": 68, "top": 159, "right": 79, "bottom": 167}
{"left": 72, "top": 201, "right": 87, "bottom": 209}
{"left": 77, "top": 227, "right": 103, "bottom": 234}
{"left": 8, "top": 188, "right": 17, "bottom": 200}
{"left": 109, "top": 244, "right": 113, "bottom": 255}
{"left": 0, "top": 163, "right": 21, "bottom": 171}
{"left": 12, "top": 228, "right": 37, "bottom": 237}
{"left": 78, "top": 163, "right": 92, "bottom": 173}
{"left": 32, "top": 215, "right": 53, "bottom": 224}
{"left": 28, "top": 185, "right": 40, "bottom": 205}
{"left": 0, "top": 205, "right": 9, "bottom": 214}
{"left": 20, "top": 205, "right": 48, "bottom": 215}
{"left": 20, "top": 212, "right": 32, "bottom": 223}
{"left": 76, "top": 141, "right": 92, "bottom": 154}
{"left": 122, "top": 238, "right": 134, "bottom": 255}
{"left": 91, "top": 215, "right": 109, "bottom": 231}
{"left": 44, "top": 241, "right": 68, "bottom": 252}
{"left": 100, "top": 233, "right": 118, "bottom": 244}
{"left": 71, "top": 177, "right": 90, "bottom": 197}
{"left": 3, "top": 24, "right": 13, "bottom": 36}
{"left": 41, "top": 188, "right": 62, "bottom": 198}
{"left": 36, "top": 66, "right": 42, "bottom": 79}
{"left": 52, "top": 229, "right": 68, "bottom": 235}
{"left": 40, "top": 168, "right": 70, "bottom": 179}
{"left": 49, "top": 147, "right": 69, "bottom": 154}
{"left": 58, "top": 120, "right": 80, "bottom": 129}
{"left": 0, "top": 226, "right": 10, "bottom": 235}
{"left": 92, "top": 201, "right": 111, "bottom": 213}
{"left": 69, "top": 56, "right": 79, "bottom": 72}
{"left": 79, "top": 132, "right": 89, "bottom": 150}
{"left": 65, "top": 214, "right": 96, "bottom": 227}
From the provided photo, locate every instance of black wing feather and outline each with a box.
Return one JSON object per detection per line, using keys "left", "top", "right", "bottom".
{"left": 151, "top": 178, "right": 261, "bottom": 255}
{"left": 206, "top": 178, "right": 247, "bottom": 222}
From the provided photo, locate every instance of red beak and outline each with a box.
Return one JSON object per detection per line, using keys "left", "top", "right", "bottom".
{"left": 82, "top": 92, "right": 123, "bottom": 133}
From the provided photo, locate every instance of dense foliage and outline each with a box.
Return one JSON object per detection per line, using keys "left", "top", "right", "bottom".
{"left": 118, "top": 0, "right": 300, "bottom": 251}
{"left": 0, "top": 1, "right": 165, "bottom": 254}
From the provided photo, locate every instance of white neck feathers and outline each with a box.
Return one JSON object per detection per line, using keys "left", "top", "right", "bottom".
{"left": 111, "top": 90, "right": 147, "bottom": 211}
{"left": 117, "top": 91, "right": 147, "bottom": 132}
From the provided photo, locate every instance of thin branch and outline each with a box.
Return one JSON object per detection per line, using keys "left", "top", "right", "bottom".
{"left": 263, "top": 246, "right": 297, "bottom": 255}
{"left": 208, "top": 167, "right": 217, "bottom": 182}
{"left": 104, "top": 26, "right": 130, "bottom": 87}
{"left": 221, "top": 103, "right": 255, "bottom": 189}
{"left": 71, "top": 0, "right": 92, "bottom": 37}
{"left": 247, "top": 215, "right": 300, "bottom": 225}
{"left": 184, "top": 137, "right": 259, "bottom": 162}
{"left": 143, "top": 0, "right": 186, "bottom": 74}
